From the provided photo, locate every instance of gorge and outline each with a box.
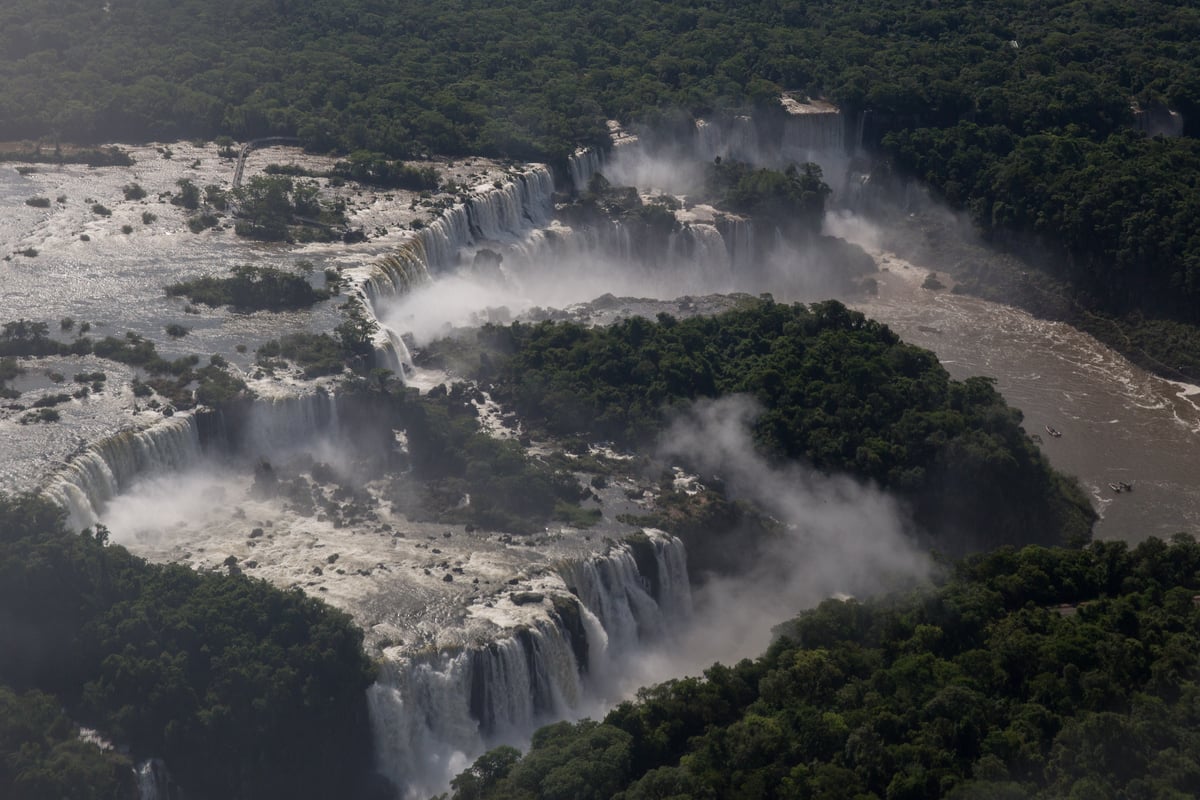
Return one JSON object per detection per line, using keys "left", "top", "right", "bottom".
{"left": 2, "top": 101, "right": 1198, "bottom": 799}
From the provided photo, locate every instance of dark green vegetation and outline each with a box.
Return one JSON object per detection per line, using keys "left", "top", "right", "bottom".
{"left": 395, "top": 382, "right": 590, "bottom": 534}
{"left": 708, "top": 160, "right": 831, "bottom": 236}
{"left": 255, "top": 297, "right": 378, "bottom": 378}
{"left": 1, "top": 0, "right": 1190, "bottom": 161}
{"left": 0, "top": 143, "right": 132, "bottom": 166}
{"left": 0, "top": 685, "right": 135, "bottom": 799}
{"left": 450, "top": 534, "right": 1200, "bottom": 800}
{"left": 6, "top": 0, "right": 1200, "bottom": 374}
{"left": 0, "top": 356, "right": 22, "bottom": 399}
{"left": 166, "top": 264, "right": 330, "bottom": 311}
{"left": 233, "top": 175, "right": 347, "bottom": 242}
{"left": 257, "top": 333, "right": 350, "bottom": 379}
{"left": 426, "top": 300, "right": 1094, "bottom": 554}
{"left": 0, "top": 320, "right": 248, "bottom": 411}
{"left": 262, "top": 153, "right": 441, "bottom": 191}
{"left": 0, "top": 494, "right": 377, "bottom": 799}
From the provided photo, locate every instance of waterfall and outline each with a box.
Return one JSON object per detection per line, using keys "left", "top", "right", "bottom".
{"left": 780, "top": 106, "right": 846, "bottom": 162}
{"left": 236, "top": 390, "right": 341, "bottom": 458}
{"left": 373, "top": 327, "right": 413, "bottom": 376}
{"left": 464, "top": 170, "right": 555, "bottom": 242}
{"left": 362, "top": 244, "right": 433, "bottom": 303}
{"left": 564, "top": 122, "right": 639, "bottom": 195}
{"left": 368, "top": 531, "right": 691, "bottom": 798}
{"left": 40, "top": 391, "right": 346, "bottom": 530}
{"left": 568, "top": 147, "right": 604, "bottom": 193}
{"left": 557, "top": 533, "right": 689, "bottom": 659}
{"left": 368, "top": 617, "right": 587, "bottom": 799}
{"left": 693, "top": 102, "right": 847, "bottom": 170}
{"left": 356, "top": 168, "right": 555, "bottom": 301}
{"left": 716, "top": 214, "right": 757, "bottom": 269}
{"left": 854, "top": 109, "right": 867, "bottom": 153}
{"left": 351, "top": 167, "right": 556, "bottom": 377}
{"left": 651, "top": 532, "right": 693, "bottom": 621}
{"left": 44, "top": 415, "right": 203, "bottom": 531}
{"left": 135, "top": 758, "right": 172, "bottom": 800}
{"left": 671, "top": 223, "right": 735, "bottom": 288}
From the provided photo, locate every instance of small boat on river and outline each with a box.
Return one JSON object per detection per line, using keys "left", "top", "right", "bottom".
{"left": 1045, "top": 425, "right": 1062, "bottom": 438}
{"left": 1108, "top": 480, "right": 1134, "bottom": 493}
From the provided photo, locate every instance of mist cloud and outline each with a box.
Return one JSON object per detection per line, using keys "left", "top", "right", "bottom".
{"left": 624, "top": 395, "right": 932, "bottom": 686}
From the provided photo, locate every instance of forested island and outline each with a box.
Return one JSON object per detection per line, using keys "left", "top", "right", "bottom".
{"left": 423, "top": 299, "right": 1095, "bottom": 558}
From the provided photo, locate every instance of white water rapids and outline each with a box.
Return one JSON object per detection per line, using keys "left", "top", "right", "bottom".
{"left": 2, "top": 105, "right": 1198, "bottom": 798}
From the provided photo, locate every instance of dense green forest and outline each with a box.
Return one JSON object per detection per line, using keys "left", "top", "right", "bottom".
{"left": 2, "top": 0, "right": 1195, "bottom": 157}
{"left": 4, "top": 0, "right": 1199, "bottom": 368}
{"left": 0, "top": 494, "right": 379, "bottom": 799}
{"left": 447, "top": 534, "right": 1200, "bottom": 800}
{"left": 423, "top": 299, "right": 1095, "bottom": 554}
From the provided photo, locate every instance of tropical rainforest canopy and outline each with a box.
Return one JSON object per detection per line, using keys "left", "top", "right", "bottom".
{"left": 3, "top": 0, "right": 1198, "bottom": 796}
{"left": 448, "top": 534, "right": 1200, "bottom": 800}
{"left": 4, "top": 0, "right": 1199, "bottom": 359}
{"left": 0, "top": 494, "right": 378, "bottom": 799}
{"left": 425, "top": 299, "right": 1096, "bottom": 555}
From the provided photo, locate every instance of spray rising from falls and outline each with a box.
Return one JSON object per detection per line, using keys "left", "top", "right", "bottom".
{"left": 355, "top": 167, "right": 557, "bottom": 372}
{"left": 41, "top": 390, "right": 347, "bottom": 531}
{"left": 44, "top": 415, "right": 203, "bottom": 532}
{"left": 368, "top": 532, "right": 691, "bottom": 798}
{"left": 660, "top": 396, "right": 931, "bottom": 659}
{"left": 367, "top": 395, "right": 930, "bottom": 798}
{"left": 382, "top": 103, "right": 875, "bottom": 343}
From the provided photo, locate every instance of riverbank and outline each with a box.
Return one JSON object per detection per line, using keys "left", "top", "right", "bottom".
{"left": 831, "top": 218, "right": 1200, "bottom": 544}
{"left": 871, "top": 203, "right": 1200, "bottom": 384}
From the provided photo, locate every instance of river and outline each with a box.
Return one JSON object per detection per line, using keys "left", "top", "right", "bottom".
{"left": 834, "top": 216, "right": 1200, "bottom": 544}
{"left": 5, "top": 139, "right": 1200, "bottom": 797}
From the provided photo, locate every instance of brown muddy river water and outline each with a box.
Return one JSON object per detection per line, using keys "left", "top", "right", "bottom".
{"left": 848, "top": 243, "right": 1200, "bottom": 543}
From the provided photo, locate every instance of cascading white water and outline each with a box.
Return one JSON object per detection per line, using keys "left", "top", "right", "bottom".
{"left": 466, "top": 171, "right": 555, "bottom": 241}
{"left": 237, "top": 390, "right": 341, "bottom": 458}
{"left": 558, "top": 543, "right": 667, "bottom": 658}
{"left": 568, "top": 148, "right": 604, "bottom": 193}
{"left": 650, "top": 533, "right": 693, "bottom": 622}
{"left": 780, "top": 107, "right": 845, "bottom": 162}
{"left": 40, "top": 390, "right": 347, "bottom": 530}
{"left": 367, "top": 168, "right": 556, "bottom": 287}
{"left": 135, "top": 758, "right": 171, "bottom": 800}
{"left": 373, "top": 327, "right": 413, "bottom": 376}
{"left": 351, "top": 168, "right": 557, "bottom": 377}
{"left": 692, "top": 99, "right": 847, "bottom": 173}
{"left": 368, "top": 532, "right": 690, "bottom": 798}
{"left": 362, "top": 245, "right": 433, "bottom": 301}
{"left": 44, "top": 415, "right": 203, "bottom": 531}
